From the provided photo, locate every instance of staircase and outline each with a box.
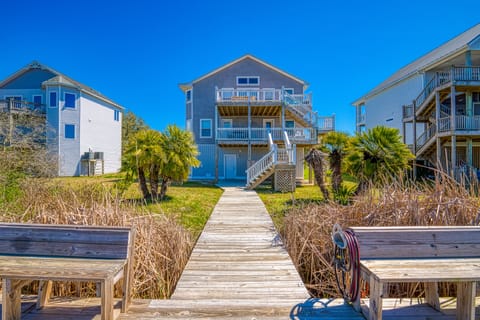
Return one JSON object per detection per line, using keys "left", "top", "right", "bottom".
{"left": 245, "top": 132, "right": 296, "bottom": 190}
{"left": 283, "top": 92, "right": 318, "bottom": 129}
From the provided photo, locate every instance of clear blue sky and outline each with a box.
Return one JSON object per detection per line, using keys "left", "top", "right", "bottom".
{"left": 1, "top": 0, "right": 478, "bottom": 134}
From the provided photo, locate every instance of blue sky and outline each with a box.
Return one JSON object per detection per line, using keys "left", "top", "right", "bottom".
{"left": 1, "top": 0, "right": 478, "bottom": 134}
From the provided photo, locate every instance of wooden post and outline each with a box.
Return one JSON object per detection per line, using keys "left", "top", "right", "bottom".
{"left": 101, "top": 278, "right": 114, "bottom": 320}
{"left": 456, "top": 282, "right": 476, "bottom": 320}
{"left": 37, "top": 280, "right": 53, "bottom": 310}
{"left": 412, "top": 100, "right": 417, "bottom": 179}
{"left": 368, "top": 276, "right": 383, "bottom": 320}
{"left": 2, "top": 279, "right": 23, "bottom": 320}
{"left": 451, "top": 85, "right": 457, "bottom": 175}
{"left": 435, "top": 91, "right": 442, "bottom": 167}
{"left": 425, "top": 282, "right": 440, "bottom": 311}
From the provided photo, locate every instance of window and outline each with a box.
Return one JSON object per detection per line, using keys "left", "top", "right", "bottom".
{"left": 65, "top": 124, "right": 75, "bottom": 139}
{"left": 285, "top": 120, "right": 295, "bottom": 128}
{"left": 222, "top": 119, "right": 232, "bottom": 128}
{"left": 200, "top": 119, "right": 212, "bottom": 138}
{"left": 186, "top": 90, "right": 191, "bottom": 102}
{"left": 237, "top": 76, "right": 260, "bottom": 86}
{"left": 49, "top": 92, "right": 57, "bottom": 107}
{"left": 263, "top": 119, "right": 274, "bottom": 129}
{"left": 284, "top": 88, "right": 294, "bottom": 95}
{"left": 263, "top": 89, "right": 274, "bottom": 101}
{"left": 64, "top": 93, "right": 76, "bottom": 108}
{"left": 33, "top": 95, "right": 42, "bottom": 106}
{"left": 474, "top": 103, "right": 480, "bottom": 116}
{"left": 114, "top": 110, "right": 120, "bottom": 121}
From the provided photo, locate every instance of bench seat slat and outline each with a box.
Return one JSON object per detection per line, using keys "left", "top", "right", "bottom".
{"left": 0, "top": 256, "right": 126, "bottom": 281}
{"left": 361, "top": 258, "right": 480, "bottom": 282}
{"left": 0, "top": 242, "right": 130, "bottom": 259}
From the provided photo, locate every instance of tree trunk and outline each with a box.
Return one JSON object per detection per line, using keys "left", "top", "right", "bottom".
{"left": 305, "top": 148, "right": 329, "bottom": 200}
{"left": 330, "top": 149, "right": 343, "bottom": 193}
{"left": 149, "top": 164, "right": 159, "bottom": 201}
{"left": 137, "top": 167, "right": 150, "bottom": 200}
{"left": 159, "top": 177, "right": 170, "bottom": 201}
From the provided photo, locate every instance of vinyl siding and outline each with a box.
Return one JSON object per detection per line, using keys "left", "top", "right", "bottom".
{"left": 79, "top": 94, "right": 122, "bottom": 174}
{"left": 0, "top": 69, "right": 56, "bottom": 89}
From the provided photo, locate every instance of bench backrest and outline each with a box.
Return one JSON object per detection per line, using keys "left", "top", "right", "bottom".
{"left": 349, "top": 226, "right": 480, "bottom": 260}
{"left": 0, "top": 223, "right": 134, "bottom": 260}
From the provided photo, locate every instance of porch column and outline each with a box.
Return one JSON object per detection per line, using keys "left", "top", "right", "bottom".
{"left": 248, "top": 100, "right": 251, "bottom": 163}
{"left": 451, "top": 84, "right": 457, "bottom": 175}
{"left": 435, "top": 91, "right": 441, "bottom": 167}
{"left": 215, "top": 105, "right": 219, "bottom": 182}
{"left": 467, "top": 138, "right": 473, "bottom": 167}
{"left": 412, "top": 100, "right": 417, "bottom": 179}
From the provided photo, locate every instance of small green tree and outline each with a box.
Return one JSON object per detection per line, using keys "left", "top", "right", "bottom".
{"left": 122, "top": 111, "right": 149, "bottom": 162}
{"left": 159, "top": 125, "right": 200, "bottom": 200}
{"left": 123, "top": 129, "right": 164, "bottom": 200}
{"left": 346, "top": 126, "right": 414, "bottom": 191}
{"left": 322, "top": 131, "right": 350, "bottom": 193}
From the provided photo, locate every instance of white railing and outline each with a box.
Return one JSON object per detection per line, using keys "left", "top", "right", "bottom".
{"left": 416, "top": 125, "right": 436, "bottom": 152}
{"left": 217, "top": 127, "right": 316, "bottom": 143}
{"left": 283, "top": 92, "right": 312, "bottom": 105}
{"left": 317, "top": 116, "right": 335, "bottom": 131}
{"left": 0, "top": 99, "right": 46, "bottom": 113}
{"left": 452, "top": 66, "right": 480, "bottom": 81}
{"left": 438, "top": 117, "right": 450, "bottom": 132}
{"left": 456, "top": 115, "right": 480, "bottom": 130}
{"left": 216, "top": 88, "right": 282, "bottom": 102}
{"left": 246, "top": 147, "right": 276, "bottom": 183}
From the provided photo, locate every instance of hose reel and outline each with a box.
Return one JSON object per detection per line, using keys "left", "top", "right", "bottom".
{"left": 331, "top": 223, "right": 360, "bottom": 303}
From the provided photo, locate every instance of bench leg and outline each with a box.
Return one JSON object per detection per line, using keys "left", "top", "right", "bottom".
{"left": 2, "top": 278, "right": 23, "bottom": 320}
{"left": 425, "top": 282, "right": 440, "bottom": 311}
{"left": 369, "top": 276, "right": 383, "bottom": 320}
{"left": 37, "top": 280, "right": 53, "bottom": 310}
{"left": 121, "top": 265, "right": 131, "bottom": 313}
{"left": 101, "top": 278, "right": 114, "bottom": 320}
{"left": 456, "top": 281, "right": 476, "bottom": 320}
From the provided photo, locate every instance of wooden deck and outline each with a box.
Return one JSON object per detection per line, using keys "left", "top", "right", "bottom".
{"left": 1, "top": 186, "right": 479, "bottom": 319}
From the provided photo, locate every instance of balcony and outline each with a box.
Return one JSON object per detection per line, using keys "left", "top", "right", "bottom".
{"left": 216, "top": 127, "right": 317, "bottom": 145}
{"left": 438, "top": 115, "right": 480, "bottom": 133}
{"left": 215, "top": 88, "right": 312, "bottom": 105}
{"left": 0, "top": 99, "right": 46, "bottom": 114}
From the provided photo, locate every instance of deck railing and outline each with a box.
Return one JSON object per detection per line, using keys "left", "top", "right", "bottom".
{"left": 416, "top": 124, "right": 436, "bottom": 152}
{"left": 246, "top": 148, "right": 276, "bottom": 183}
{"left": 217, "top": 127, "right": 316, "bottom": 143}
{"left": 452, "top": 66, "right": 480, "bottom": 81}
{"left": 216, "top": 88, "right": 283, "bottom": 102}
{"left": 0, "top": 99, "right": 46, "bottom": 113}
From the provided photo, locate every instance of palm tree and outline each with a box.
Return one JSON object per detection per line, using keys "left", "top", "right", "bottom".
{"left": 123, "top": 129, "right": 164, "bottom": 200}
{"left": 346, "top": 126, "right": 414, "bottom": 191}
{"left": 322, "top": 131, "right": 350, "bottom": 193}
{"left": 159, "top": 125, "right": 200, "bottom": 200}
{"left": 305, "top": 148, "right": 329, "bottom": 200}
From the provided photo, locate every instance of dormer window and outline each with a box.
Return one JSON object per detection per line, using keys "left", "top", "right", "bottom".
{"left": 237, "top": 76, "right": 259, "bottom": 86}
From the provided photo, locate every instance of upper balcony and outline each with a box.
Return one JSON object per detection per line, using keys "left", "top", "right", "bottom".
{"left": 215, "top": 88, "right": 312, "bottom": 107}
{"left": 0, "top": 99, "right": 46, "bottom": 114}
{"left": 403, "top": 66, "right": 480, "bottom": 120}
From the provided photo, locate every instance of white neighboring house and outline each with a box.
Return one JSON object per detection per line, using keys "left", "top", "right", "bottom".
{"left": 353, "top": 24, "right": 480, "bottom": 174}
{"left": 0, "top": 61, "right": 123, "bottom": 176}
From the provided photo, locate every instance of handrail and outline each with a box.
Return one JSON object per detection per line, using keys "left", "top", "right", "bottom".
{"left": 0, "top": 99, "right": 46, "bottom": 113}
{"left": 415, "top": 124, "right": 436, "bottom": 152}
{"left": 268, "top": 132, "right": 274, "bottom": 150}
{"left": 246, "top": 147, "right": 276, "bottom": 184}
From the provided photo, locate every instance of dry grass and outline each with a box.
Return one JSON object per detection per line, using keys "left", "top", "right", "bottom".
{"left": 283, "top": 173, "right": 480, "bottom": 298}
{"left": 2, "top": 179, "right": 193, "bottom": 299}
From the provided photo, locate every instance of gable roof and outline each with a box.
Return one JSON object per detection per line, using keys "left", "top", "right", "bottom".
{"left": 353, "top": 23, "right": 480, "bottom": 105}
{"left": 179, "top": 54, "right": 308, "bottom": 92}
{"left": 0, "top": 61, "right": 124, "bottom": 109}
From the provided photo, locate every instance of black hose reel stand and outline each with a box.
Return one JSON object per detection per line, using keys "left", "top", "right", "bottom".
{"left": 331, "top": 224, "right": 361, "bottom": 303}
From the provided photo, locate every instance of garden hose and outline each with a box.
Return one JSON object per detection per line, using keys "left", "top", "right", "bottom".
{"left": 332, "top": 224, "right": 360, "bottom": 303}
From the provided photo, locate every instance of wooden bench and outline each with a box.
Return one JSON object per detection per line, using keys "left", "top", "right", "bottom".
{"left": 0, "top": 223, "right": 135, "bottom": 320}
{"left": 349, "top": 226, "right": 480, "bottom": 320}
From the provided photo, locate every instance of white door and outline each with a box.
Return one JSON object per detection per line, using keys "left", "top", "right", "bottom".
{"left": 224, "top": 154, "right": 237, "bottom": 179}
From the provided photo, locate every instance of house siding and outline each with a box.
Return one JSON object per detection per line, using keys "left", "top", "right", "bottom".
{"left": 362, "top": 74, "right": 423, "bottom": 144}
{"left": 79, "top": 94, "right": 122, "bottom": 174}
{"left": 1, "top": 69, "right": 56, "bottom": 89}
{"left": 58, "top": 87, "right": 81, "bottom": 176}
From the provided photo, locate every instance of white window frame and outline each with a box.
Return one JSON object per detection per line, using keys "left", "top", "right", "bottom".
{"left": 114, "top": 109, "right": 120, "bottom": 121}
{"left": 64, "top": 123, "right": 76, "bottom": 139}
{"left": 64, "top": 92, "right": 76, "bottom": 109}
{"left": 200, "top": 119, "right": 212, "bottom": 138}
{"left": 49, "top": 91, "right": 57, "bottom": 108}
{"left": 186, "top": 89, "right": 192, "bottom": 102}
{"left": 222, "top": 119, "right": 233, "bottom": 128}
{"left": 263, "top": 119, "right": 275, "bottom": 128}
{"left": 236, "top": 76, "right": 260, "bottom": 86}
{"left": 283, "top": 88, "right": 294, "bottom": 95}
{"left": 285, "top": 120, "right": 295, "bottom": 128}
{"left": 263, "top": 88, "right": 275, "bottom": 101}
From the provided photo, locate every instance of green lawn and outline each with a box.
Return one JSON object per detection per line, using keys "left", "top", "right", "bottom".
{"left": 54, "top": 175, "right": 223, "bottom": 239}
{"left": 256, "top": 184, "right": 324, "bottom": 230}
